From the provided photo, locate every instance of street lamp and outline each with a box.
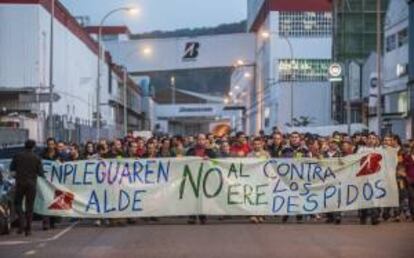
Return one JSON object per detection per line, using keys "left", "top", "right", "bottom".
{"left": 261, "top": 30, "right": 295, "bottom": 125}
{"left": 48, "top": 0, "right": 55, "bottom": 138}
{"left": 142, "top": 46, "right": 153, "bottom": 56}
{"left": 232, "top": 59, "right": 256, "bottom": 132}
{"left": 236, "top": 59, "right": 245, "bottom": 66}
{"left": 122, "top": 66, "right": 128, "bottom": 137}
{"left": 96, "top": 7, "right": 138, "bottom": 140}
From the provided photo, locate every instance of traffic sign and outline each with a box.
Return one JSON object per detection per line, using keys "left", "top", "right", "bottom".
{"left": 328, "top": 63, "right": 343, "bottom": 82}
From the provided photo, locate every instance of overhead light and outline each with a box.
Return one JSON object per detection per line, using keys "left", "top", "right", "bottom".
{"left": 244, "top": 72, "right": 251, "bottom": 78}
{"left": 127, "top": 7, "right": 140, "bottom": 15}
{"left": 142, "top": 47, "right": 152, "bottom": 56}
{"left": 236, "top": 60, "right": 244, "bottom": 66}
{"left": 234, "top": 85, "right": 240, "bottom": 90}
{"left": 261, "top": 31, "right": 270, "bottom": 39}
{"left": 229, "top": 92, "right": 233, "bottom": 96}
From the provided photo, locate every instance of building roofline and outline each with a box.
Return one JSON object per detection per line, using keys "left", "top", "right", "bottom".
{"left": 0, "top": 0, "right": 112, "bottom": 62}
{"left": 0, "top": 0, "right": 143, "bottom": 89}
{"left": 249, "top": 0, "right": 332, "bottom": 32}
{"left": 85, "top": 26, "right": 131, "bottom": 36}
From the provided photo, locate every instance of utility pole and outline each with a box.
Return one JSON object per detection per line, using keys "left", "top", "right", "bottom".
{"left": 123, "top": 67, "right": 128, "bottom": 137}
{"left": 96, "top": 26, "right": 102, "bottom": 141}
{"left": 48, "top": 0, "right": 55, "bottom": 138}
{"left": 407, "top": 0, "right": 414, "bottom": 139}
{"left": 376, "top": 0, "right": 383, "bottom": 136}
{"left": 171, "top": 76, "right": 176, "bottom": 106}
{"left": 345, "top": 61, "right": 351, "bottom": 136}
{"left": 171, "top": 76, "right": 176, "bottom": 134}
{"left": 96, "top": 7, "right": 136, "bottom": 140}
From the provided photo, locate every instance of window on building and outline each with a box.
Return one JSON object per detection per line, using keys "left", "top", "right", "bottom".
{"left": 398, "top": 28, "right": 408, "bottom": 47}
{"left": 386, "top": 34, "right": 396, "bottom": 52}
{"left": 279, "top": 12, "right": 332, "bottom": 37}
{"left": 278, "top": 59, "right": 330, "bottom": 81}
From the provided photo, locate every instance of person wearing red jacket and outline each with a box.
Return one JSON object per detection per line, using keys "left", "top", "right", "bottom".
{"left": 231, "top": 132, "right": 251, "bottom": 157}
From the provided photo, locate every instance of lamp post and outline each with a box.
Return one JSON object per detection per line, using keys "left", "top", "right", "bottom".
{"left": 232, "top": 61, "right": 256, "bottom": 132}
{"left": 122, "top": 67, "right": 128, "bottom": 137}
{"left": 376, "top": 0, "right": 383, "bottom": 136}
{"left": 48, "top": 0, "right": 55, "bottom": 138}
{"left": 261, "top": 31, "right": 294, "bottom": 125}
{"left": 170, "top": 76, "right": 176, "bottom": 134}
{"left": 407, "top": 0, "right": 414, "bottom": 139}
{"left": 96, "top": 7, "right": 138, "bottom": 140}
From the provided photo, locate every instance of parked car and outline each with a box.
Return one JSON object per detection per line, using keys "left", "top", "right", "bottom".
{"left": 0, "top": 162, "right": 15, "bottom": 235}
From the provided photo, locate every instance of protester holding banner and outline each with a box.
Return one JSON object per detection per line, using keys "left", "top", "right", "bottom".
{"left": 135, "top": 137, "right": 146, "bottom": 158}
{"left": 107, "top": 139, "right": 126, "bottom": 159}
{"left": 144, "top": 139, "right": 160, "bottom": 158}
{"left": 56, "top": 141, "right": 71, "bottom": 162}
{"left": 269, "top": 132, "right": 284, "bottom": 158}
{"left": 247, "top": 137, "right": 270, "bottom": 224}
{"left": 323, "top": 139, "right": 343, "bottom": 224}
{"left": 357, "top": 132, "right": 381, "bottom": 225}
{"left": 218, "top": 140, "right": 232, "bottom": 158}
{"left": 82, "top": 141, "right": 97, "bottom": 160}
{"left": 41, "top": 138, "right": 59, "bottom": 230}
{"left": 281, "top": 132, "right": 309, "bottom": 223}
{"left": 231, "top": 132, "right": 251, "bottom": 157}
{"left": 186, "top": 133, "right": 216, "bottom": 224}
{"left": 172, "top": 138, "right": 186, "bottom": 157}
{"left": 159, "top": 138, "right": 174, "bottom": 158}
{"left": 69, "top": 144, "right": 81, "bottom": 161}
{"left": 186, "top": 133, "right": 217, "bottom": 159}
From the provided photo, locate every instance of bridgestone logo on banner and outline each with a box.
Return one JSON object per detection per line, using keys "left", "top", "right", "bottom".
{"left": 34, "top": 149, "right": 399, "bottom": 218}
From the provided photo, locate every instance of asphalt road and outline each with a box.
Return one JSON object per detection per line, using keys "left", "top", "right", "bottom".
{"left": 1, "top": 217, "right": 413, "bottom": 258}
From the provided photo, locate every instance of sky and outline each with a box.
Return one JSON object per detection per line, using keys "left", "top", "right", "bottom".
{"left": 61, "top": 0, "right": 247, "bottom": 34}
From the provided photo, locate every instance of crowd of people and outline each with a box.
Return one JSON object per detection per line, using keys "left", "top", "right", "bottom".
{"left": 9, "top": 129, "right": 414, "bottom": 235}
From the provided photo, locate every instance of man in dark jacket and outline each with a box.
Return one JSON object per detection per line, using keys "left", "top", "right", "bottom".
{"left": 323, "top": 138, "right": 343, "bottom": 224}
{"left": 186, "top": 133, "right": 216, "bottom": 224}
{"left": 10, "top": 140, "right": 44, "bottom": 236}
{"left": 269, "top": 132, "right": 284, "bottom": 158}
{"left": 281, "top": 132, "right": 309, "bottom": 223}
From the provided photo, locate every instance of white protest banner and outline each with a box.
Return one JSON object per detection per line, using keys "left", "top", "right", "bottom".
{"left": 34, "top": 149, "right": 399, "bottom": 218}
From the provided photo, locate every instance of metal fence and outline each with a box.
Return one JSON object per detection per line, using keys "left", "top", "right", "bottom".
{"left": 0, "top": 128, "right": 28, "bottom": 145}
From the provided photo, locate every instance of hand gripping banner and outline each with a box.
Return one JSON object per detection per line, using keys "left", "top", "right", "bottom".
{"left": 34, "top": 149, "right": 399, "bottom": 218}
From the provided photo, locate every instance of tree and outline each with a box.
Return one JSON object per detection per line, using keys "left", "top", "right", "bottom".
{"left": 285, "top": 116, "right": 315, "bottom": 127}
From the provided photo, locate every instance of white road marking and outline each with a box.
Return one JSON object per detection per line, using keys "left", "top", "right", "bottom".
{"left": 24, "top": 249, "right": 36, "bottom": 256}
{"left": 0, "top": 240, "right": 29, "bottom": 245}
{"left": 37, "top": 243, "right": 46, "bottom": 248}
{"left": 0, "top": 221, "right": 78, "bottom": 246}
